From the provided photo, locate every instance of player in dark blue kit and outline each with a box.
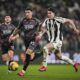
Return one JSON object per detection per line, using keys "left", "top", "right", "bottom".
{"left": 9, "top": 7, "right": 41, "bottom": 76}
{"left": 0, "top": 16, "right": 18, "bottom": 72}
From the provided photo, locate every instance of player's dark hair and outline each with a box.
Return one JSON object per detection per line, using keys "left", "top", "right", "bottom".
{"left": 5, "top": 15, "right": 11, "bottom": 18}
{"left": 4, "top": 15, "right": 11, "bottom": 18}
{"left": 25, "top": 7, "right": 33, "bottom": 11}
{"left": 3, "top": 15, "right": 11, "bottom": 21}
{"left": 47, "top": 7, "right": 56, "bottom": 13}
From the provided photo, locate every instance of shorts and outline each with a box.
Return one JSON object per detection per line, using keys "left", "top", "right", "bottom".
{"left": 52, "top": 41, "right": 62, "bottom": 51}
{"left": 1, "top": 41, "right": 13, "bottom": 54}
{"left": 23, "top": 35, "right": 35, "bottom": 49}
{"left": 28, "top": 41, "right": 38, "bottom": 53}
{"left": 23, "top": 33, "right": 49, "bottom": 54}
{"left": 23, "top": 38, "right": 31, "bottom": 49}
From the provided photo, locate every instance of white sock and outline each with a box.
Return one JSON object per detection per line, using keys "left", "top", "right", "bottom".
{"left": 22, "top": 70, "right": 25, "bottom": 73}
{"left": 42, "top": 47, "right": 48, "bottom": 67}
{"left": 6, "top": 60, "right": 9, "bottom": 65}
{"left": 61, "top": 55, "right": 74, "bottom": 65}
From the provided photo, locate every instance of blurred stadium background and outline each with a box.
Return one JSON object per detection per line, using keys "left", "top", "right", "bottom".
{"left": 0, "top": 0, "right": 80, "bottom": 65}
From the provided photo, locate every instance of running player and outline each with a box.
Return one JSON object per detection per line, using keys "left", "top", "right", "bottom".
{"left": 9, "top": 7, "right": 41, "bottom": 76}
{"left": 0, "top": 15, "right": 18, "bottom": 72}
{"left": 38, "top": 7, "right": 80, "bottom": 72}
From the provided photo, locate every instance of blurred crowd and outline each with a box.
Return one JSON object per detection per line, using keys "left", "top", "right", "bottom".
{"left": 0, "top": 0, "right": 80, "bottom": 20}
{"left": 0, "top": 0, "right": 80, "bottom": 52}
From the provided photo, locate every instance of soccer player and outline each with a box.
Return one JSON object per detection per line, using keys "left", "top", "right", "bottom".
{"left": 38, "top": 7, "right": 80, "bottom": 72}
{"left": 0, "top": 15, "right": 18, "bottom": 72}
{"left": 9, "top": 7, "right": 41, "bottom": 76}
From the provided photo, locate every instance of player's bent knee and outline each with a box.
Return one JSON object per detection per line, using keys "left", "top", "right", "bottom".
{"left": 2, "top": 54, "right": 8, "bottom": 61}
{"left": 56, "top": 55, "right": 62, "bottom": 60}
{"left": 8, "top": 50, "right": 14, "bottom": 53}
{"left": 8, "top": 50, "right": 14, "bottom": 58}
{"left": 54, "top": 50, "right": 61, "bottom": 59}
{"left": 55, "top": 52, "right": 62, "bottom": 60}
{"left": 26, "top": 48, "right": 33, "bottom": 55}
{"left": 43, "top": 47, "right": 48, "bottom": 53}
{"left": 30, "top": 52, "right": 35, "bottom": 60}
{"left": 54, "top": 49, "right": 59, "bottom": 54}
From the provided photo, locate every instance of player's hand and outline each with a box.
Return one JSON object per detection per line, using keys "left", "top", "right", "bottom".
{"left": 9, "top": 35, "right": 12, "bottom": 42}
{"left": 9, "top": 35, "right": 15, "bottom": 42}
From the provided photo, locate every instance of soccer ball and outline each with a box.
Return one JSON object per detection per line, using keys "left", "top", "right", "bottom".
{"left": 10, "top": 61, "right": 19, "bottom": 71}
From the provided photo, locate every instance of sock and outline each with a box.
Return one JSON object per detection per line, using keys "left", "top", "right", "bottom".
{"left": 61, "top": 55, "right": 74, "bottom": 65}
{"left": 23, "top": 54, "right": 30, "bottom": 71}
{"left": 22, "top": 70, "right": 25, "bottom": 73}
{"left": 42, "top": 47, "right": 48, "bottom": 67}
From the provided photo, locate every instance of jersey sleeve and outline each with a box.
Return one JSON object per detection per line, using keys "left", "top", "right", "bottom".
{"left": 12, "top": 21, "right": 23, "bottom": 35}
{"left": 18, "top": 21, "right": 23, "bottom": 30}
{"left": 55, "top": 17, "right": 66, "bottom": 23}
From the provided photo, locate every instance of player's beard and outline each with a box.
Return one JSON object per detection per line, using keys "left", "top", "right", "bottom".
{"left": 5, "top": 22, "right": 11, "bottom": 25}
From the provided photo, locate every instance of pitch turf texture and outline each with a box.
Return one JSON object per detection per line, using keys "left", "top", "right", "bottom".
{"left": 0, "top": 65, "right": 80, "bottom": 80}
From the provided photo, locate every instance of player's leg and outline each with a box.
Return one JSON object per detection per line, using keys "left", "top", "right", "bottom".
{"left": 23, "top": 49, "right": 35, "bottom": 71}
{"left": 1, "top": 43, "right": 11, "bottom": 63}
{"left": 52, "top": 42, "right": 73, "bottom": 64}
{"left": 17, "top": 49, "right": 35, "bottom": 76}
{"left": 7, "top": 49, "right": 14, "bottom": 72}
{"left": 17, "top": 41, "right": 36, "bottom": 76}
{"left": 5, "top": 42, "right": 14, "bottom": 71}
{"left": 8, "top": 50, "right": 14, "bottom": 60}
{"left": 22, "top": 42, "right": 36, "bottom": 72}
{"left": 55, "top": 50, "right": 78, "bottom": 72}
{"left": 1, "top": 44, "right": 14, "bottom": 72}
{"left": 2, "top": 53, "right": 9, "bottom": 62}
{"left": 39, "top": 42, "right": 54, "bottom": 71}
{"left": 55, "top": 50, "right": 74, "bottom": 65}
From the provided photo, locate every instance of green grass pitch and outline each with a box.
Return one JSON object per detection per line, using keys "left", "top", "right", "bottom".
{"left": 0, "top": 65, "right": 80, "bottom": 80}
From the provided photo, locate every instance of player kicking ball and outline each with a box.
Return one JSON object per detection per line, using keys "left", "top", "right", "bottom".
{"left": 9, "top": 7, "right": 41, "bottom": 76}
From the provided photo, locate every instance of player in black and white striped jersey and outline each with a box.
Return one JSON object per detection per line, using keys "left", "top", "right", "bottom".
{"left": 39, "top": 7, "right": 80, "bottom": 72}
{"left": 42, "top": 17, "right": 64, "bottom": 43}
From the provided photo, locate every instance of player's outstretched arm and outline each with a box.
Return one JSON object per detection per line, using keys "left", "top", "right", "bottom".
{"left": 35, "top": 22, "right": 47, "bottom": 42}
{"left": 64, "top": 18, "right": 80, "bottom": 35}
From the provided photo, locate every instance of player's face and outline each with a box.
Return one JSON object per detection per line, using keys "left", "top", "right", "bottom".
{"left": 47, "top": 11, "right": 55, "bottom": 19}
{"left": 25, "top": 10, "right": 32, "bottom": 19}
{"left": 4, "top": 16, "right": 12, "bottom": 23}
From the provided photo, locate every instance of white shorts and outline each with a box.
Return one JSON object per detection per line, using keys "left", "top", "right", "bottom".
{"left": 52, "top": 41, "right": 62, "bottom": 51}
